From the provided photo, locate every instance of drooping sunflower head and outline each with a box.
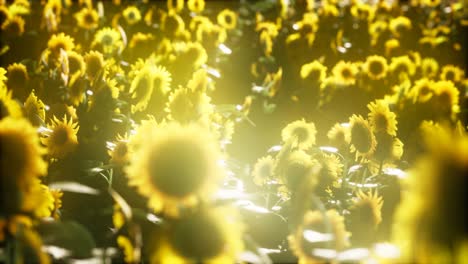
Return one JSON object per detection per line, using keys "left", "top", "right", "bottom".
{"left": 367, "top": 99, "right": 398, "bottom": 136}
{"left": 420, "top": 57, "right": 439, "bottom": 79}
{"left": 300, "top": 60, "right": 327, "bottom": 83}
{"left": 129, "top": 66, "right": 154, "bottom": 113}
{"left": 0, "top": 85, "right": 22, "bottom": 121}
{"left": 187, "top": 0, "right": 205, "bottom": 13}
{"left": 289, "top": 209, "right": 349, "bottom": 263}
{"left": 389, "top": 16, "right": 412, "bottom": 38}
{"left": 0, "top": 117, "right": 47, "bottom": 191}
{"left": 42, "top": 115, "right": 79, "bottom": 159}
{"left": 122, "top": 5, "right": 141, "bottom": 25}
{"left": 252, "top": 155, "right": 276, "bottom": 187}
{"left": 332, "top": 61, "right": 358, "bottom": 86}
{"left": 364, "top": 55, "right": 388, "bottom": 80}
{"left": 47, "top": 33, "right": 75, "bottom": 57}
{"left": 1, "top": 15, "right": 25, "bottom": 37}
{"left": 217, "top": 9, "right": 237, "bottom": 30}
{"left": 408, "top": 78, "right": 436, "bottom": 103}
{"left": 92, "top": 27, "right": 124, "bottom": 56}
{"left": 327, "top": 123, "right": 350, "bottom": 150}
{"left": 349, "top": 114, "right": 376, "bottom": 157}
{"left": 440, "top": 65, "right": 464, "bottom": 84}
{"left": 125, "top": 122, "right": 223, "bottom": 217}
{"left": 66, "top": 51, "right": 85, "bottom": 76}
{"left": 24, "top": 90, "right": 46, "bottom": 127}
{"left": 165, "top": 87, "right": 212, "bottom": 125}
{"left": 84, "top": 50, "right": 104, "bottom": 82}
{"left": 74, "top": 7, "right": 99, "bottom": 30}
{"left": 162, "top": 12, "right": 185, "bottom": 37}
{"left": 281, "top": 119, "right": 317, "bottom": 150}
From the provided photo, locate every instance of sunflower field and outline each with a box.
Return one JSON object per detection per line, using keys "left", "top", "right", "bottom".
{"left": 0, "top": 0, "right": 467, "bottom": 263}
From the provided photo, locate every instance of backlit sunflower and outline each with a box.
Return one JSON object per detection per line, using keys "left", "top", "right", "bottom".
{"left": 0, "top": 117, "right": 47, "bottom": 191}
{"left": 108, "top": 134, "right": 129, "bottom": 166}
{"left": 389, "top": 16, "right": 412, "bottom": 38}
{"left": 167, "top": 0, "right": 184, "bottom": 13}
{"left": 84, "top": 50, "right": 104, "bottom": 82}
{"left": 289, "top": 210, "right": 349, "bottom": 264}
{"left": 1, "top": 15, "right": 25, "bottom": 37}
{"left": 47, "top": 33, "right": 75, "bottom": 57}
{"left": 150, "top": 65, "right": 172, "bottom": 95}
{"left": 162, "top": 12, "right": 185, "bottom": 37}
{"left": 24, "top": 91, "right": 45, "bottom": 126}
{"left": 364, "top": 55, "right": 388, "bottom": 80}
{"left": 440, "top": 65, "right": 464, "bottom": 84}
{"left": 125, "top": 122, "right": 223, "bottom": 217}
{"left": 252, "top": 155, "right": 276, "bottom": 186}
{"left": 187, "top": 0, "right": 205, "bottom": 13}
{"left": 278, "top": 150, "right": 319, "bottom": 192}
{"left": 281, "top": 119, "right": 317, "bottom": 150}
{"left": 122, "top": 6, "right": 141, "bottom": 25}
{"left": 21, "top": 179, "right": 54, "bottom": 218}
{"left": 367, "top": 100, "right": 398, "bottom": 136}
{"left": 67, "top": 72, "right": 87, "bottom": 106}
{"left": 316, "top": 153, "right": 343, "bottom": 190}
{"left": 434, "top": 80, "right": 460, "bottom": 113}
{"left": 6, "top": 63, "right": 29, "bottom": 98}
{"left": 408, "top": 78, "right": 435, "bottom": 103}
{"left": 300, "top": 60, "right": 327, "bottom": 83}
{"left": 165, "top": 87, "right": 213, "bottom": 125}
{"left": 92, "top": 27, "right": 123, "bottom": 55}
{"left": 187, "top": 68, "right": 210, "bottom": 93}
{"left": 332, "top": 61, "right": 358, "bottom": 86}
{"left": 217, "top": 9, "right": 237, "bottom": 30}
{"left": 348, "top": 190, "right": 383, "bottom": 245}
{"left": 42, "top": 115, "right": 79, "bottom": 159}
{"left": 420, "top": 57, "right": 439, "bottom": 79}
{"left": 67, "top": 51, "right": 85, "bottom": 76}
{"left": 327, "top": 123, "right": 350, "bottom": 151}
{"left": 389, "top": 55, "right": 416, "bottom": 78}
{"left": 129, "top": 67, "right": 154, "bottom": 113}
{"left": 0, "top": 85, "right": 22, "bottom": 120}
{"left": 349, "top": 114, "right": 376, "bottom": 158}
{"left": 74, "top": 7, "right": 99, "bottom": 30}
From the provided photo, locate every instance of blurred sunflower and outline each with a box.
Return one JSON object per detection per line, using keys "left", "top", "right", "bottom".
{"left": 389, "top": 16, "right": 412, "bottom": 38}
{"left": 162, "top": 12, "right": 185, "bottom": 37}
{"left": 47, "top": 33, "right": 75, "bottom": 57}
{"left": 385, "top": 39, "right": 401, "bottom": 57}
{"left": 279, "top": 150, "right": 318, "bottom": 192}
{"left": 67, "top": 72, "right": 87, "bottom": 106}
{"left": 74, "top": 7, "right": 99, "bottom": 30}
{"left": 0, "top": 6, "right": 10, "bottom": 25}
{"left": 167, "top": 0, "right": 184, "bottom": 13}
{"left": 187, "top": 0, "right": 205, "bottom": 13}
{"left": 92, "top": 27, "right": 123, "bottom": 55}
{"left": 350, "top": 2, "right": 374, "bottom": 21}
{"left": 165, "top": 87, "right": 212, "bottom": 125}
{"left": 6, "top": 63, "right": 29, "bottom": 98}
{"left": 152, "top": 206, "right": 244, "bottom": 263}
{"left": 50, "top": 189, "right": 63, "bottom": 220}
{"left": 300, "top": 61, "right": 327, "bottom": 83}
{"left": 389, "top": 55, "right": 416, "bottom": 78}
{"left": 67, "top": 51, "right": 85, "bottom": 76}
{"left": 440, "top": 65, "right": 464, "bottom": 84}
{"left": 252, "top": 155, "right": 276, "bottom": 186}
{"left": 316, "top": 153, "right": 343, "bottom": 190}
{"left": 125, "top": 122, "right": 223, "bottom": 217}
{"left": 349, "top": 114, "right": 376, "bottom": 158}
{"left": 348, "top": 190, "right": 383, "bottom": 245}
{"left": 367, "top": 100, "right": 398, "bottom": 136}
{"left": 24, "top": 91, "right": 45, "bottom": 126}
{"left": 187, "top": 68, "right": 210, "bottom": 93}
{"left": 84, "top": 50, "right": 104, "bottom": 82}
{"left": 217, "top": 9, "right": 237, "bottom": 30}
{"left": 434, "top": 80, "right": 460, "bottom": 113}
{"left": 408, "top": 78, "right": 435, "bottom": 103}
{"left": 129, "top": 66, "right": 154, "bottom": 113}
{"left": 289, "top": 210, "right": 349, "bottom": 264}
{"left": 363, "top": 55, "right": 388, "bottom": 80}
{"left": 1, "top": 15, "right": 25, "bottom": 37}
{"left": 421, "top": 57, "right": 439, "bottom": 79}
{"left": 332, "top": 61, "right": 358, "bottom": 86}
{"left": 327, "top": 123, "right": 349, "bottom": 151}
{"left": 0, "top": 117, "right": 47, "bottom": 190}
{"left": 422, "top": 0, "right": 440, "bottom": 7}
{"left": 42, "top": 115, "right": 79, "bottom": 159}
{"left": 151, "top": 65, "right": 172, "bottom": 95}
{"left": 0, "top": 85, "right": 22, "bottom": 120}
{"left": 281, "top": 119, "right": 317, "bottom": 150}
{"left": 21, "top": 179, "right": 54, "bottom": 218}
{"left": 196, "top": 23, "right": 227, "bottom": 47}
{"left": 122, "top": 6, "right": 141, "bottom": 25}
{"left": 108, "top": 134, "right": 129, "bottom": 166}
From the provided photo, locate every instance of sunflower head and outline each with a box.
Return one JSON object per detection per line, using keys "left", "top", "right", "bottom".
{"left": 84, "top": 50, "right": 104, "bottom": 82}
{"left": 122, "top": 6, "right": 141, "bottom": 25}
{"left": 6, "top": 63, "right": 29, "bottom": 99}
{"left": 279, "top": 150, "right": 319, "bottom": 192}
{"left": 367, "top": 100, "right": 398, "bottom": 136}
{"left": 108, "top": 134, "right": 130, "bottom": 166}
{"left": 434, "top": 80, "right": 460, "bottom": 114}
{"left": 348, "top": 190, "right": 384, "bottom": 245}
{"left": 1, "top": 15, "right": 25, "bottom": 37}
{"left": 217, "top": 9, "right": 237, "bottom": 30}
{"left": 0, "top": 85, "right": 22, "bottom": 121}
{"left": 440, "top": 65, "right": 464, "bottom": 84}
{"left": 196, "top": 22, "right": 227, "bottom": 48}
{"left": 421, "top": 57, "right": 439, "bottom": 79}
{"left": 389, "top": 16, "right": 412, "bottom": 38}
{"left": 332, "top": 61, "right": 358, "bottom": 86}
{"left": 48, "top": 33, "right": 75, "bottom": 57}
{"left": 389, "top": 55, "right": 416, "bottom": 78}
{"left": 129, "top": 66, "right": 155, "bottom": 113}
{"left": 187, "top": 0, "right": 205, "bottom": 13}
{"left": 364, "top": 55, "right": 388, "bottom": 80}
{"left": 316, "top": 153, "right": 343, "bottom": 191}
{"left": 349, "top": 114, "right": 376, "bottom": 157}
{"left": 42, "top": 115, "right": 79, "bottom": 159}
{"left": 281, "top": 119, "right": 317, "bottom": 150}
{"left": 165, "top": 87, "right": 212, "bottom": 125}
{"left": 74, "top": 7, "right": 99, "bottom": 30}
{"left": 408, "top": 78, "right": 436, "bottom": 103}
{"left": 300, "top": 61, "right": 327, "bottom": 83}
{"left": 162, "top": 12, "right": 185, "bottom": 37}
{"left": 327, "top": 123, "right": 350, "bottom": 151}
{"left": 167, "top": 0, "right": 184, "bottom": 13}
{"left": 24, "top": 90, "right": 46, "bottom": 126}
{"left": 125, "top": 122, "right": 223, "bottom": 217}
{"left": 252, "top": 155, "right": 276, "bottom": 186}
{"left": 92, "top": 27, "right": 124, "bottom": 56}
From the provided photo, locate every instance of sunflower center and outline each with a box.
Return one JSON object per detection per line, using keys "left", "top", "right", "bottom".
{"left": 445, "top": 71, "right": 455, "bottom": 82}
{"left": 419, "top": 85, "right": 431, "bottom": 96}
{"left": 148, "top": 140, "right": 207, "bottom": 198}
{"left": 341, "top": 68, "right": 352, "bottom": 79}
{"left": 115, "top": 143, "right": 128, "bottom": 157}
{"left": 307, "top": 69, "right": 321, "bottom": 82}
{"left": 369, "top": 61, "right": 383, "bottom": 76}
{"left": 224, "top": 15, "right": 232, "bottom": 25}
{"left": 171, "top": 212, "right": 225, "bottom": 259}
{"left": 0, "top": 100, "right": 10, "bottom": 120}
{"left": 84, "top": 13, "right": 95, "bottom": 24}
{"left": 53, "top": 127, "right": 69, "bottom": 146}
{"left": 292, "top": 126, "right": 309, "bottom": 143}
{"left": 101, "top": 35, "right": 114, "bottom": 46}
{"left": 351, "top": 123, "right": 373, "bottom": 153}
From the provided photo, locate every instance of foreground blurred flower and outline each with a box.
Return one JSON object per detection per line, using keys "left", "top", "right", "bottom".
{"left": 281, "top": 119, "right": 317, "bottom": 150}
{"left": 42, "top": 115, "right": 79, "bottom": 159}
{"left": 126, "top": 122, "right": 223, "bottom": 217}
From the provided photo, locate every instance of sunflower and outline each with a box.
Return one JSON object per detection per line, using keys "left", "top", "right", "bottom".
{"left": 47, "top": 33, "right": 75, "bottom": 57}
{"left": 0, "top": 85, "right": 22, "bottom": 120}
{"left": 327, "top": 123, "right": 349, "bottom": 150}
{"left": 420, "top": 57, "right": 439, "bottom": 79}
{"left": 289, "top": 210, "right": 349, "bottom": 264}
{"left": 21, "top": 179, "right": 54, "bottom": 218}
{"left": 440, "top": 65, "right": 464, "bottom": 84}
{"left": 129, "top": 66, "right": 154, "bottom": 113}
{"left": 6, "top": 63, "right": 29, "bottom": 98}
{"left": 161, "top": 12, "right": 185, "bottom": 37}
{"left": 24, "top": 91, "right": 45, "bottom": 126}
{"left": 348, "top": 190, "right": 383, "bottom": 245}
{"left": 67, "top": 50, "right": 85, "bottom": 76}
{"left": 434, "top": 80, "right": 460, "bottom": 112}
{"left": 67, "top": 72, "right": 87, "bottom": 106}
{"left": 1, "top": 15, "right": 25, "bottom": 37}
{"left": 74, "top": 7, "right": 99, "bottom": 30}
{"left": 281, "top": 119, "right": 317, "bottom": 150}
{"left": 151, "top": 65, "right": 172, "bottom": 95}
{"left": 393, "top": 127, "right": 468, "bottom": 263}
{"left": 122, "top": 6, "right": 141, "bottom": 25}
{"left": 278, "top": 150, "right": 319, "bottom": 192}
{"left": 84, "top": 50, "right": 104, "bottom": 82}
{"left": 385, "top": 39, "right": 400, "bottom": 57}
{"left": 165, "top": 87, "right": 213, "bottom": 125}
{"left": 350, "top": 2, "right": 374, "bottom": 21}
{"left": 129, "top": 32, "right": 154, "bottom": 50}
{"left": 332, "top": 61, "right": 358, "bottom": 86}
{"left": 316, "top": 153, "right": 343, "bottom": 190}
{"left": 167, "top": 0, "right": 184, "bottom": 13}
{"left": 42, "top": 115, "right": 79, "bottom": 159}
{"left": 217, "top": 9, "right": 237, "bottom": 30}
{"left": 349, "top": 114, "right": 376, "bottom": 157}
{"left": 187, "top": 68, "right": 210, "bottom": 93}
{"left": 151, "top": 206, "right": 244, "bottom": 263}
{"left": 408, "top": 78, "right": 436, "bottom": 103}
{"left": 422, "top": 0, "right": 440, "bottom": 7}
{"left": 252, "top": 155, "right": 276, "bottom": 186}
{"left": 92, "top": 27, "right": 123, "bottom": 56}
{"left": 364, "top": 55, "right": 388, "bottom": 80}
{"left": 50, "top": 189, "right": 63, "bottom": 220}
{"left": 367, "top": 100, "right": 398, "bottom": 136}
{"left": 259, "top": 31, "right": 273, "bottom": 56}
{"left": 389, "top": 16, "right": 412, "bottom": 38}
{"left": 0, "top": 117, "right": 47, "bottom": 191}
{"left": 300, "top": 61, "right": 327, "bottom": 83}
{"left": 196, "top": 22, "right": 227, "bottom": 47}
{"left": 189, "top": 15, "right": 211, "bottom": 32}
{"left": 125, "top": 122, "right": 223, "bottom": 217}
{"left": 187, "top": 0, "right": 205, "bottom": 13}
{"left": 389, "top": 55, "right": 416, "bottom": 78}
{"left": 108, "top": 134, "right": 129, "bottom": 166}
